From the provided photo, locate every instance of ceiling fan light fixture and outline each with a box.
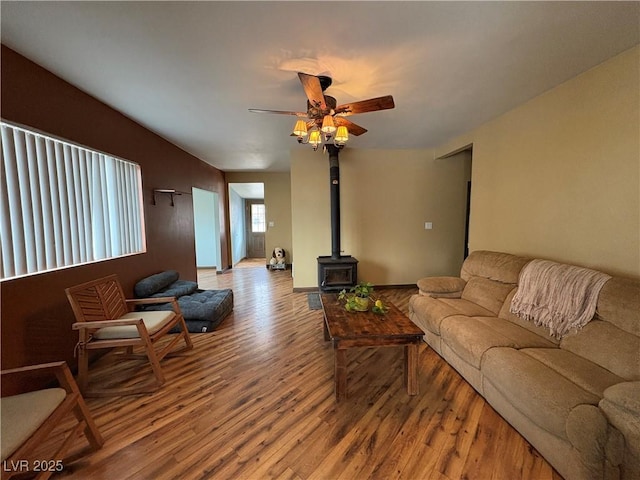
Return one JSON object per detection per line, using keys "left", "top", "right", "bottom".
{"left": 334, "top": 126, "right": 349, "bottom": 146}
{"left": 308, "top": 129, "right": 322, "bottom": 151}
{"left": 321, "top": 115, "right": 336, "bottom": 135}
{"left": 249, "top": 73, "right": 395, "bottom": 152}
{"left": 292, "top": 119, "right": 308, "bottom": 138}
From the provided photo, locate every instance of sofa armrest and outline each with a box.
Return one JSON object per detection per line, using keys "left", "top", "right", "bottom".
{"left": 600, "top": 381, "right": 640, "bottom": 433}
{"left": 599, "top": 382, "right": 640, "bottom": 475}
{"left": 417, "top": 276, "right": 466, "bottom": 298}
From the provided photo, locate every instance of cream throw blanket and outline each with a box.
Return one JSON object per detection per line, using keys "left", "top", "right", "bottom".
{"left": 510, "top": 259, "right": 611, "bottom": 339}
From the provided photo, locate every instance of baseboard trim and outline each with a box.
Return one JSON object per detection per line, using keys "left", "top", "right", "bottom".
{"left": 293, "top": 284, "right": 417, "bottom": 293}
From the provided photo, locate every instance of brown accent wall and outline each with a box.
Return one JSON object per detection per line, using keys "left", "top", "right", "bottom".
{"left": 1, "top": 46, "right": 230, "bottom": 380}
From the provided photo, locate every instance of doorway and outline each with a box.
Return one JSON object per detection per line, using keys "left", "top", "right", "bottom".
{"left": 246, "top": 199, "right": 266, "bottom": 258}
{"left": 192, "top": 187, "right": 221, "bottom": 268}
{"left": 228, "top": 183, "right": 265, "bottom": 265}
{"left": 438, "top": 145, "right": 473, "bottom": 263}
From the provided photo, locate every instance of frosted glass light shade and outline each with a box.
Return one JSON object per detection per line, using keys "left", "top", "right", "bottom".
{"left": 321, "top": 115, "right": 336, "bottom": 134}
{"left": 293, "top": 120, "right": 308, "bottom": 137}
{"left": 334, "top": 126, "right": 349, "bottom": 144}
{"left": 308, "top": 129, "right": 322, "bottom": 146}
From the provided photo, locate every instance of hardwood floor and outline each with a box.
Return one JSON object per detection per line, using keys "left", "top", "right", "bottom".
{"left": 48, "top": 262, "right": 562, "bottom": 479}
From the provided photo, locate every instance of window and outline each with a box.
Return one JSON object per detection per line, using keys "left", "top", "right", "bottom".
{"left": 1, "top": 121, "right": 146, "bottom": 280}
{"left": 250, "top": 203, "right": 266, "bottom": 233}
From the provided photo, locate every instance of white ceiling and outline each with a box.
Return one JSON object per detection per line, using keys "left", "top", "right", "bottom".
{"left": 229, "top": 182, "right": 264, "bottom": 199}
{"left": 1, "top": 2, "right": 638, "bottom": 172}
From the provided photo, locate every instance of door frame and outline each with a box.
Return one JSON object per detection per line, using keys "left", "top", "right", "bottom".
{"left": 245, "top": 198, "right": 266, "bottom": 258}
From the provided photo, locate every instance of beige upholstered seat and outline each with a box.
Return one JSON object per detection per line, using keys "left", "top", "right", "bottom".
{"left": 65, "top": 274, "right": 193, "bottom": 397}
{"left": 0, "top": 362, "right": 103, "bottom": 480}
{"left": 93, "top": 311, "right": 176, "bottom": 340}
{"left": 1, "top": 388, "right": 66, "bottom": 461}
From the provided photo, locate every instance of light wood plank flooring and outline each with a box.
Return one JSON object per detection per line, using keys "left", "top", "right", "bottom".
{"left": 49, "top": 260, "right": 562, "bottom": 479}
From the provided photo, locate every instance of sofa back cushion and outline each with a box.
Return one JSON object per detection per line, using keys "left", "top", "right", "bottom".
{"left": 561, "top": 320, "right": 639, "bottom": 381}
{"left": 460, "top": 250, "right": 530, "bottom": 284}
{"left": 499, "top": 289, "right": 561, "bottom": 345}
{"left": 595, "top": 277, "right": 640, "bottom": 336}
{"left": 461, "top": 277, "right": 516, "bottom": 315}
{"left": 459, "top": 251, "right": 530, "bottom": 315}
{"left": 560, "top": 275, "right": 640, "bottom": 381}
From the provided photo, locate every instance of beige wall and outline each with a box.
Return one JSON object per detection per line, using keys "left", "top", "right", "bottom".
{"left": 437, "top": 46, "right": 640, "bottom": 277}
{"left": 291, "top": 148, "right": 471, "bottom": 289}
{"left": 225, "top": 172, "right": 293, "bottom": 263}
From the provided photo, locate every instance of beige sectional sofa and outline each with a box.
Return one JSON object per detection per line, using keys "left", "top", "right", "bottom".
{"left": 408, "top": 250, "right": 640, "bottom": 480}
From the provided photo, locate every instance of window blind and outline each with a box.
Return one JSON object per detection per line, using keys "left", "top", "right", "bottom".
{"left": 1, "top": 121, "right": 146, "bottom": 280}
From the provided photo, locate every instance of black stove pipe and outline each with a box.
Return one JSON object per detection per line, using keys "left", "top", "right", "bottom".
{"left": 326, "top": 145, "right": 341, "bottom": 260}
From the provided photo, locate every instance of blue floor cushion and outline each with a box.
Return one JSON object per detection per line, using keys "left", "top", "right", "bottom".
{"left": 134, "top": 271, "right": 233, "bottom": 333}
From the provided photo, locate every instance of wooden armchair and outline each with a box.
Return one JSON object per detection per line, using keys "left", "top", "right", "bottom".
{"left": 0, "top": 362, "right": 104, "bottom": 480}
{"left": 65, "top": 274, "right": 193, "bottom": 397}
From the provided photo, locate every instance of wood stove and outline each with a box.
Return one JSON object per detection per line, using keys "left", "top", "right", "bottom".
{"left": 317, "top": 255, "right": 358, "bottom": 292}
{"left": 317, "top": 145, "right": 359, "bottom": 292}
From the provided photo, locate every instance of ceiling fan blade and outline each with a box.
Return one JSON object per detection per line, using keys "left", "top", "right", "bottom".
{"left": 298, "top": 72, "right": 326, "bottom": 110}
{"left": 334, "top": 117, "right": 367, "bottom": 136}
{"left": 249, "top": 108, "right": 307, "bottom": 116}
{"left": 335, "top": 95, "right": 395, "bottom": 116}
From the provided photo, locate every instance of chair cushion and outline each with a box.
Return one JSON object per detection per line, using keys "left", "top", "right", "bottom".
{"left": 1, "top": 388, "right": 66, "bottom": 461}
{"left": 93, "top": 311, "right": 176, "bottom": 340}
{"left": 134, "top": 270, "right": 180, "bottom": 297}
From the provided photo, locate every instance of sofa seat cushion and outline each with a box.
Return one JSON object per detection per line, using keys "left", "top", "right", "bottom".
{"left": 523, "top": 348, "right": 624, "bottom": 398}
{"left": 409, "top": 294, "right": 465, "bottom": 335}
{"left": 483, "top": 347, "right": 606, "bottom": 440}
{"left": 438, "top": 298, "right": 495, "bottom": 318}
{"left": 440, "top": 316, "right": 557, "bottom": 369}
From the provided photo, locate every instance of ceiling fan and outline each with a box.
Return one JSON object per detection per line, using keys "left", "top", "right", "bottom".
{"left": 249, "top": 72, "right": 395, "bottom": 150}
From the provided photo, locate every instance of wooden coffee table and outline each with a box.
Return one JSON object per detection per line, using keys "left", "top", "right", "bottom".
{"left": 321, "top": 293, "right": 425, "bottom": 401}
